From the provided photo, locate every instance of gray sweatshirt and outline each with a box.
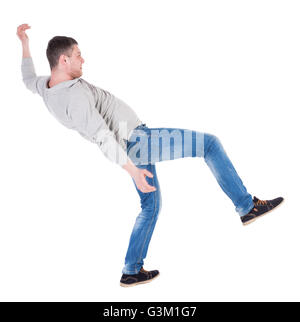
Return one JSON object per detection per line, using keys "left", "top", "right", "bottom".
{"left": 21, "top": 57, "right": 143, "bottom": 166}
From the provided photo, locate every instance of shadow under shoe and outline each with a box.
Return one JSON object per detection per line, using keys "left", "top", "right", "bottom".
{"left": 120, "top": 267, "right": 160, "bottom": 287}
{"left": 241, "top": 196, "right": 284, "bottom": 225}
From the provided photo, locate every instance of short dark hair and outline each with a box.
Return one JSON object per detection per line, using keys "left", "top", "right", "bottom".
{"left": 46, "top": 36, "right": 78, "bottom": 70}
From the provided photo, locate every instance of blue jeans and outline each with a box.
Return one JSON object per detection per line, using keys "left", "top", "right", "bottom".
{"left": 122, "top": 124, "right": 254, "bottom": 274}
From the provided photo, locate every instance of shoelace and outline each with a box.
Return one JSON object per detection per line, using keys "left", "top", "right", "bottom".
{"left": 255, "top": 199, "right": 268, "bottom": 206}
{"left": 140, "top": 267, "right": 152, "bottom": 278}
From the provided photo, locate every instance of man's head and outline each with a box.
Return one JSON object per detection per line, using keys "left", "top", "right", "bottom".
{"left": 46, "top": 36, "right": 84, "bottom": 78}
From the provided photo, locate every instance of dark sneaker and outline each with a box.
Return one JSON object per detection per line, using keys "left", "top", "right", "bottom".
{"left": 241, "top": 196, "right": 284, "bottom": 225}
{"left": 120, "top": 267, "right": 160, "bottom": 287}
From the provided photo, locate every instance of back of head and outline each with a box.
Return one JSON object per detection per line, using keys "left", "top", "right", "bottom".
{"left": 46, "top": 36, "right": 78, "bottom": 70}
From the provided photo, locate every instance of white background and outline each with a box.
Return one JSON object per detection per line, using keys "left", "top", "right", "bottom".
{"left": 0, "top": 0, "right": 299, "bottom": 301}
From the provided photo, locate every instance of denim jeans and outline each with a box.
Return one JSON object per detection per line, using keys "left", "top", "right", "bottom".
{"left": 122, "top": 124, "right": 254, "bottom": 274}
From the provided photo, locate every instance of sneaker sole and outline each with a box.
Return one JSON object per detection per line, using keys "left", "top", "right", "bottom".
{"left": 120, "top": 272, "right": 160, "bottom": 287}
{"left": 242, "top": 199, "right": 285, "bottom": 226}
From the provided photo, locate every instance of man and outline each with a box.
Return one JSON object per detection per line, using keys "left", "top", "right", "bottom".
{"left": 17, "top": 24, "right": 284, "bottom": 287}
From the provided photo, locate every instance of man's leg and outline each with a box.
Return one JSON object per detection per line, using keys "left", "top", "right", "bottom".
{"left": 121, "top": 125, "right": 283, "bottom": 282}
{"left": 127, "top": 126, "right": 254, "bottom": 216}
{"left": 121, "top": 125, "right": 252, "bottom": 275}
{"left": 121, "top": 125, "right": 283, "bottom": 284}
{"left": 122, "top": 163, "right": 162, "bottom": 275}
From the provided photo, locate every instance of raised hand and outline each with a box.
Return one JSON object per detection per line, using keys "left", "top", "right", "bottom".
{"left": 16, "top": 24, "right": 31, "bottom": 43}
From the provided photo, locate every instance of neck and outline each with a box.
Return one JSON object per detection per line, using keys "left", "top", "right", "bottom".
{"left": 48, "top": 70, "right": 75, "bottom": 88}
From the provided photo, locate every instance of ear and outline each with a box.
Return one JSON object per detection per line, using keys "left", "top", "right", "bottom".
{"left": 58, "top": 54, "right": 69, "bottom": 67}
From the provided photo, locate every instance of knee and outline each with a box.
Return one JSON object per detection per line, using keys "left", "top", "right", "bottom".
{"left": 204, "top": 133, "right": 221, "bottom": 157}
{"left": 141, "top": 188, "right": 162, "bottom": 217}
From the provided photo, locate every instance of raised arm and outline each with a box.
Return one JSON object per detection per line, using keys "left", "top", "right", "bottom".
{"left": 17, "top": 24, "right": 47, "bottom": 95}
{"left": 16, "top": 24, "right": 31, "bottom": 58}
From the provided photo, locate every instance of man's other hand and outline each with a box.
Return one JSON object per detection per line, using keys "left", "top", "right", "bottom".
{"left": 132, "top": 168, "right": 157, "bottom": 193}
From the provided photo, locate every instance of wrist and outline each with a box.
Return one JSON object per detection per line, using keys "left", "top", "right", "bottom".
{"left": 21, "top": 39, "right": 29, "bottom": 47}
{"left": 122, "top": 159, "right": 138, "bottom": 177}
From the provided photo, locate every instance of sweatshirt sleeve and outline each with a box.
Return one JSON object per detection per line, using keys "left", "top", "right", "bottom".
{"left": 67, "top": 90, "right": 130, "bottom": 167}
{"left": 21, "top": 57, "right": 46, "bottom": 96}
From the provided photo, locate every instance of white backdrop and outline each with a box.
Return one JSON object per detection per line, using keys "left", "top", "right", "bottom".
{"left": 1, "top": 0, "right": 299, "bottom": 301}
